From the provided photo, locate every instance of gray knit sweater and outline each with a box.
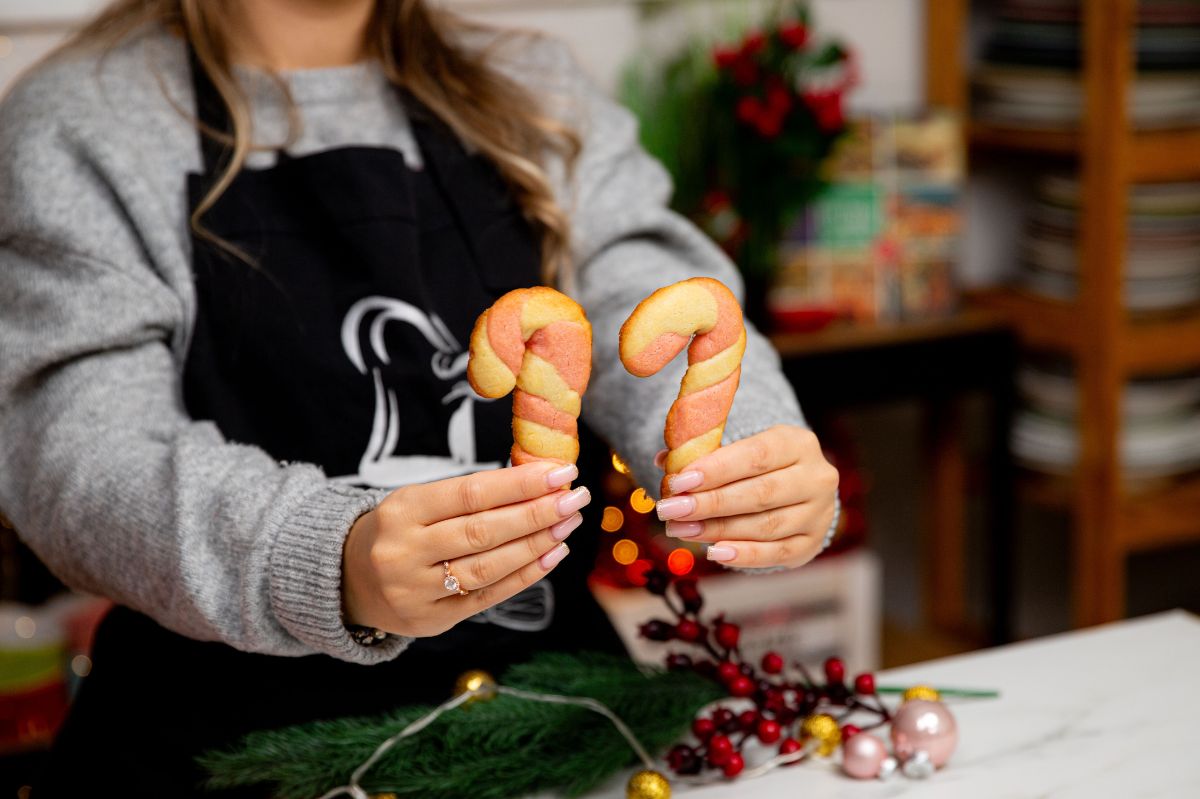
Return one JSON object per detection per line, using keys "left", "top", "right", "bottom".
{"left": 0, "top": 27, "right": 804, "bottom": 664}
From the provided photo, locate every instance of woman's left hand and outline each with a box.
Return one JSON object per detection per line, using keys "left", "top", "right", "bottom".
{"left": 654, "top": 424, "right": 839, "bottom": 569}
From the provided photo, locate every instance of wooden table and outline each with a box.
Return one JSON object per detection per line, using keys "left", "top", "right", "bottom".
{"left": 586, "top": 611, "right": 1200, "bottom": 797}
{"left": 770, "top": 310, "right": 1018, "bottom": 643}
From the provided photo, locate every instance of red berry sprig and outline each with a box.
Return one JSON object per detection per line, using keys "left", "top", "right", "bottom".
{"left": 639, "top": 570, "right": 893, "bottom": 780}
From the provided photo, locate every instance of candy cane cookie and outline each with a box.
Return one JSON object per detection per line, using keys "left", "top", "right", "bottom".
{"left": 619, "top": 278, "right": 746, "bottom": 497}
{"left": 468, "top": 287, "right": 592, "bottom": 466}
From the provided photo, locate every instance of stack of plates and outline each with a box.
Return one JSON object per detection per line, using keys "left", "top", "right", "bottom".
{"left": 973, "top": 1, "right": 1200, "bottom": 130}
{"left": 1019, "top": 176, "right": 1200, "bottom": 311}
{"left": 1014, "top": 361, "right": 1200, "bottom": 479}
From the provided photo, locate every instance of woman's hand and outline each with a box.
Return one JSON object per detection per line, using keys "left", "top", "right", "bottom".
{"left": 341, "top": 462, "right": 590, "bottom": 638}
{"left": 654, "top": 425, "right": 839, "bottom": 569}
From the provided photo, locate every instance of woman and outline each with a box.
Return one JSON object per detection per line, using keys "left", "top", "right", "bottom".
{"left": 0, "top": 0, "right": 839, "bottom": 794}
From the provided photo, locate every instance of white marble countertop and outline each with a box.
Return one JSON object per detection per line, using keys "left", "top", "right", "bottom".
{"left": 585, "top": 610, "right": 1200, "bottom": 799}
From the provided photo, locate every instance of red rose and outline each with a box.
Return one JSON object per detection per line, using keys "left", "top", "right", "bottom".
{"left": 732, "top": 57, "right": 758, "bottom": 87}
{"left": 736, "top": 95, "right": 763, "bottom": 125}
{"left": 740, "top": 30, "right": 767, "bottom": 56}
{"left": 779, "top": 21, "right": 809, "bottom": 49}
{"left": 766, "top": 80, "right": 793, "bottom": 114}
{"left": 755, "top": 111, "right": 784, "bottom": 139}
{"left": 712, "top": 46, "right": 740, "bottom": 71}
{"left": 804, "top": 90, "right": 845, "bottom": 132}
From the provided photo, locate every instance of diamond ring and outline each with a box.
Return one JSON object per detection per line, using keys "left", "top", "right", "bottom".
{"left": 443, "top": 561, "right": 469, "bottom": 596}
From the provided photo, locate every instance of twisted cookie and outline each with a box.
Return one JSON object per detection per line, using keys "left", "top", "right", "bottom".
{"left": 468, "top": 287, "right": 592, "bottom": 466}
{"left": 619, "top": 278, "right": 746, "bottom": 496}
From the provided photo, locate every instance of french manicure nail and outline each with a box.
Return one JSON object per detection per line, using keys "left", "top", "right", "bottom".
{"left": 545, "top": 463, "right": 578, "bottom": 489}
{"left": 707, "top": 545, "right": 737, "bottom": 563}
{"left": 550, "top": 513, "right": 583, "bottom": 541}
{"left": 656, "top": 496, "right": 696, "bottom": 521}
{"left": 665, "top": 521, "right": 704, "bottom": 539}
{"left": 668, "top": 470, "right": 704, "bottom": 494}
{"left": 539, "top": 542, "right": 570, "bottom": 570}
{"left": 556, "top": 486, "right": 591, "bottom": 516}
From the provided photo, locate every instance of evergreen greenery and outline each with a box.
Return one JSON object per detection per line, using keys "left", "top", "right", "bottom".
{"left": 200, "top": 652, "right": 723, "bottom": 799}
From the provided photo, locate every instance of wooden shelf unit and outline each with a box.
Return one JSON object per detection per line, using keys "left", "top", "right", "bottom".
{"left": 968, "top": 288, "right": 1200, "bottom": 375}
{"left": 969, "top": 124, "right": 1200, "bottom": 181}
{"left": 968, "top": 122, "right": 1081, "bottom": 156}
{"left": 928, "top": 0, "right": 1200, "bottom": 626}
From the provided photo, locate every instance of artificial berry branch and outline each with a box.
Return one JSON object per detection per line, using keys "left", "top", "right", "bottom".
{"left": 637, "top": 570, "right": 894, "bottom": 780}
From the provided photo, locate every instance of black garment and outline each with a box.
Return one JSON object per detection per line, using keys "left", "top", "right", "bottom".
{"left": 38, "top": 54, "right": 620, "bottom": 797}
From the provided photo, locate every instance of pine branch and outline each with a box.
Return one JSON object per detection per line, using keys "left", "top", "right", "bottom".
{"left": 199, "top": 652, "right": 723, "bottom": 799}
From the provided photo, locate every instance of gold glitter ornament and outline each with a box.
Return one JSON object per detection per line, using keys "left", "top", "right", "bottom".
{"left": 453, "top": 669, "right": 498, "bottom": 703}
{"left": 902, "top": 684, "right": 941, "bottom": 703}
{"left": 626, "top": 769, "right": 671, "bottom": 799}
{"left": 801, "top": 713, "right": 842, "bottom": 757}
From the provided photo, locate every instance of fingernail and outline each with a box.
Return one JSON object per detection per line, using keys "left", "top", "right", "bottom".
{"left": 545, "top": 463, "right": 578, "bottom": 489}
{"left": 556, "top": 486, "right": 591, "bottom": 516}
{"left": 550, "top": 513, "right": 583, "bottom": 541}
{"left": 656, "top": 496, "right": 696, "bottom": 521}
{"left": 665, "top": 520, "right": 704, "bottom": 539}
{"left": 654, "top": 449, "right": 669, "bottom": 469}
{"left": 539, "top": 542, "right": 569, "bottom": 570}
{"left": 707, "top": 545, "right": 737, "bottom": 563}
{"left": 668, "top": 470, "right": 704, "bottom": 494}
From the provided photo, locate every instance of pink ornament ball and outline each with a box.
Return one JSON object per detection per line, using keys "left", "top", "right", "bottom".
{"left": 841, "top": 732, "right": 888, "bottom": 779}
{"left": 890, "top": 699, "right": 958, "bottom": 768}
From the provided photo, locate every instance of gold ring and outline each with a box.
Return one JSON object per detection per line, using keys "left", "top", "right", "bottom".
{"left": 443, "top": 561, "right": 469, "bottom": 596}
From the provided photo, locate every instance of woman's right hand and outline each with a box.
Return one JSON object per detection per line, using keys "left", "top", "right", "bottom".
{"left": 340, "top": 462, "right": 590, "bottom": 638}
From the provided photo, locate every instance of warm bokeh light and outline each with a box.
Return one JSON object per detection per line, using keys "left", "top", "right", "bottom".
{"left": 611, "top": 452, "right": 630, "bottom": 475}
{"left": 629, "top": 488, "right": 656, "bottom": 514}
{"left": 600, "top": 506, "right": 625, "bottom": 532}
{"left": 612, "top": 538, "right": 639, "bottom": 565}
{"left": 667, "top": 547, "right": 696, "bottom": 576}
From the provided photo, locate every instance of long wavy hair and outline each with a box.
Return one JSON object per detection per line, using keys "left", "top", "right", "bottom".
{"left": 66, "top": 0, "right": 579, "bottom": 279}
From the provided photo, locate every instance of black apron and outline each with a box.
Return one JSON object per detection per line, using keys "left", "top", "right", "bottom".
{"left": 37, "top": 53, "right": 619, "bottom": 797}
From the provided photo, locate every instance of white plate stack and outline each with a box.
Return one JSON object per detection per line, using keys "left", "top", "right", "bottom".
{"left": 1019, "top": 176, "right": 1200, "bottom": 311}
{"left": 972, "top": 0, "right": 1200, "bottom": 130}
{"left": 973, "top": 68, "right": 1200, "bottom": 130}
{"left": 1013, "top": 360, "right": 1200, "bottom": 479}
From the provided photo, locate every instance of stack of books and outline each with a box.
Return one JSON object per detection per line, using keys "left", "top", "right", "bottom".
{"left": 973, "top": 0, "right": 1200, "bottom": 130}
{"left": 1018, "top": 175, "right": 1200, "bottom": 311}
{"left": 769, "top": 112, "right": 963, "bottom": 325}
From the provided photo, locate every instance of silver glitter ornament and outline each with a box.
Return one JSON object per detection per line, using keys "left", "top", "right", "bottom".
{"left": 878, "top": 756, "right": 899, "bottom": 781}
{"left": 901, "top": 750, "right": 935, "bottom": 779}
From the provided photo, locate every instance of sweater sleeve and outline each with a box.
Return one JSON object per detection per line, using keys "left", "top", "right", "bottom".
{"left": 0, "top": 66, "right": 408, "bottom": 664}
{"left": 547, "top": 48, "right": 808, "bottom": 497}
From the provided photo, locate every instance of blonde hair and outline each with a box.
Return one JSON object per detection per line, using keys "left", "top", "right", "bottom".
{"left": 68, "top": 0, "right": 579, "bottom": 280}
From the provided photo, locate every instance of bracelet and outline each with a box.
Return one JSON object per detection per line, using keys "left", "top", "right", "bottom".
{"left": 348, "top": 625, "right": 389, "bottom": 647}
{"left": 821, "top": 493, "right": 842, "bottom": 553}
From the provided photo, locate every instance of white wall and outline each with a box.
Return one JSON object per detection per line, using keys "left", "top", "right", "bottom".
{"left": 443, "top": 0, "right": 922, "bottom": 111}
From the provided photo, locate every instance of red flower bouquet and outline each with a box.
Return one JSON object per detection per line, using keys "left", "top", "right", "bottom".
{"left": 622, "top": 3, "right": 856, "bottom": 319}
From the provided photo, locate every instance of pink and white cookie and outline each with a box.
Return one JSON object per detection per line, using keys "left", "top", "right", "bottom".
{"left": 468, "top": 287, "right": 592, "bottom": 466}
{"left": 619, "top": 278, "right": 746, "bottom": 496}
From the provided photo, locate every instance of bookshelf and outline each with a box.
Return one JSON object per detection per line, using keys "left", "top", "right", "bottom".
{"left": 928, "top": 0, "right": 1200, "bottom": 626}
